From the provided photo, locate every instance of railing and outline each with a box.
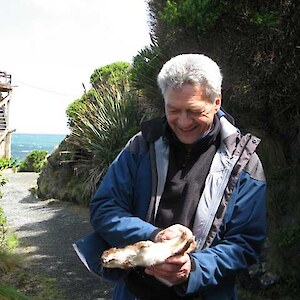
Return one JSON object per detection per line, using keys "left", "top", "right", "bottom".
{"left": 0, "top": 71, "right": 12, "bottom": 92}
{"left": 0, "top": 71, "right": 13, "bottom": 158}
{"left": 0, "top": 71, "right": 12, "bottom": 84}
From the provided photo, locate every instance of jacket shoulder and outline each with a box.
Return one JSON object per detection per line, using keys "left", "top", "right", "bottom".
{"left": 244, "top": 152, "right": 266, "bottom": 181}
{"left": 140, "top": 117, "right": 164, "bottom": 142}
{"left": 125, "top": 132, "right": 149, "bottom": 154}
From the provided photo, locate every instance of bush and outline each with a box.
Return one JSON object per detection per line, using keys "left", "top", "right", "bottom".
{"left": 90, "top": 61, "right": 131, "bottom": 88}
{"left": 0, "top": 158, "right": 18, "bottom": 171}
{"left": 66, "top": 81, "right": 143, "bottom": 201}
{"left": 0, "top": 176, "right": 27, "bottom": 300}
{"left": 159, "top": 0, "right": 228, "bottom": 32}
{"left": 18, "top": 150, "right": 48, "bottom": 173}
{"left": 131, "top": 42, "right": 166, "bottom": 116}
{"left": 67, "top": 61, "right": 132, "bottom": 129}
{"left": 0, "top": 282, "right": 29, "bottom": 300}
{"left": 36, "top": 138, "right": 88, "bottom": 204}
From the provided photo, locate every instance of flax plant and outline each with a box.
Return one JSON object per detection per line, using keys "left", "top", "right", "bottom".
{"left": 66, "top": 80, "right": 143, "bottom": 201}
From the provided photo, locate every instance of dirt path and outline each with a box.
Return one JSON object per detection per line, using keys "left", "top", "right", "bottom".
{"left": 0, "top": 171, "right": 113, "bottom": 300}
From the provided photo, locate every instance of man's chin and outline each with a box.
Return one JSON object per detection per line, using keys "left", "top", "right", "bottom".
{"left": 177, "top": 135, "right": 197, "bottom": 145}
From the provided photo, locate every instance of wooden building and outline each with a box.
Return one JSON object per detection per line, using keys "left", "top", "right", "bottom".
{"left": 0, "top": 71, "right": 14, "bottom": 159}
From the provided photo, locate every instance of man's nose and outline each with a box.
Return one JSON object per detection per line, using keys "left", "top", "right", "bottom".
{"left": 178, "top": 111, "right": 192, "bottom": 127}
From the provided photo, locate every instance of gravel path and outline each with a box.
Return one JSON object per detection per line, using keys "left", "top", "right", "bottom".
{"left": 1, "top": 171, "right": 114, "bottom": 300}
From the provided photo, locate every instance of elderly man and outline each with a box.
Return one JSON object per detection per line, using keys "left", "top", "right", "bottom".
{"left": 75, "top": 54, "right": 266, "bottom": 300}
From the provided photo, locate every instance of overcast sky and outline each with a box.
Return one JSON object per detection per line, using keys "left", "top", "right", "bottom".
{"left": 0, "top": 0, "right": 151, "bottom": 134}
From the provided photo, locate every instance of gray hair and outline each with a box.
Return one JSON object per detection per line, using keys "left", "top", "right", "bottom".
{"left": 157, "top": 54, "right": 222, "bottom": 101}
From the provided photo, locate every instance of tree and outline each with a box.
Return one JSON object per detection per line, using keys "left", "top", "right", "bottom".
{"left": 90, "top": 61, "right": 131, "bottom": 89}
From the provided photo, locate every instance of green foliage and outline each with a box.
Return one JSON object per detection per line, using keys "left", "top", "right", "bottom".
{"left": 250, "top": 11, "right": 280, "bottom": 27}
{"left": 66, "top": 81, "right": 143, "bottom": 201}
{"left": 0, "top": 178, "right": 9, "bottom": 252}
{"left": 37, "top": 139, "right": 89, "bottom": 205}
{"left": 0, "top": 172, "right": 27, "bottom": 300}
{"left": 278, "top": 223, "right": 300, "bottom": 250}
{"left": 159, "top": 0, "right": 228, "bottom": 32}
{"left": 40, "top": 61, "right": 142, "bottom": 206}
{"left": 18, "top": 150, "right": 48, "bottom": 173}
{"left": 1, "top": 206, "right": 19, "bottom": 264}
{"left": 131, "top": 42, "right": 166, "bottom": 116}
{"left": 0, "top": 158, "right": 18, "bottom": 171}
{"left": 1, "top": 206, "right": 23, "bottom": 286}
{"left": 266, "top": 165, "right": 300, "bottom": 280}
{"left": 0, "top": 176, "right": 8, "bottom": 189}
{"left": 0, "top": 207, "right": 7, "bottom": 249}
{"left": 66, "top": 93, "right": 91, "bottom": 130}
{"left": 271, "top": 222, "right": 300, "bottom": 278}
{"left": 66, "top": 97, "right": 86, "bottom": 123}
{"left": 90, "top": 61, "right": 131, "bottom": 88}
{"left": 67, "top": 61, "right": 132, "bottom": 130}
{"left": 2, "top": 271, "right": 65, "bottom": 300}
{"left": 0, "top": 283, "right": 29, "bottom": 300}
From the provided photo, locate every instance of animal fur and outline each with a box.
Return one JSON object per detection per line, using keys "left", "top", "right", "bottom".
{"left": 101, "top": 232, "right": 197, "bottom": 269}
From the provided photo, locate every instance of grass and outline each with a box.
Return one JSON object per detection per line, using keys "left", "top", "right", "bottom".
{"left": 1, "top": 269, "right": 66, "bottom": 300}
{"left": 0, "top": 282, "right": 29, "bottom": 300}
{"left": 0, "top": 172, "right": 63, "bottom": 300}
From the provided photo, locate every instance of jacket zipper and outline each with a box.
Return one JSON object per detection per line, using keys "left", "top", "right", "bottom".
{"left": 181, "top": 150, "right": 191, "bottom": 179}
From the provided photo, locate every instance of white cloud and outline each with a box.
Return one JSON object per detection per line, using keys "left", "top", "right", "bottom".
{"left": 0, "top": 0, "right": 151, "bottom": 134}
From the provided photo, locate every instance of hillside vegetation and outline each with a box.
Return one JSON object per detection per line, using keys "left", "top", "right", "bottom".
{"left": 37, "top": 1, "right": 299, "bottom": 298}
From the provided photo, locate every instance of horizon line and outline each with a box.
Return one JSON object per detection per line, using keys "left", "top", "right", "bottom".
{"left": 12, "top": 131, "right": 69, "bottom": 135}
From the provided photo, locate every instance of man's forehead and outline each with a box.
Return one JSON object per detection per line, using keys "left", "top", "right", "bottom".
{"left": 165, "top": 99, "right": 211, "bottom": 111}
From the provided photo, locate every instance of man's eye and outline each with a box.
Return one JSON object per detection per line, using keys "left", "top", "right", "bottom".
{"left": 190, "top": 110, "right": 204, "bottom": 115}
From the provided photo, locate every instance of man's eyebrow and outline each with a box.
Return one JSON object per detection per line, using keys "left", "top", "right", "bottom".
{"left": 165, "top": 103, "right": 177, "bottom": 108}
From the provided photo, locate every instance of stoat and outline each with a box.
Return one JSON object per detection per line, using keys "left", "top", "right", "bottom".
{"left": 101, "top": 232, "right": 197, "bottom": 269}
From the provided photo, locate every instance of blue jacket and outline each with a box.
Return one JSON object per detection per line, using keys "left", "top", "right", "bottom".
{"left": 74, "top": 112, "right": 266, "bottom": 300}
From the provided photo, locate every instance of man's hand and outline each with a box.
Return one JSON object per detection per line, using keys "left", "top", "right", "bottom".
{"left": 146, "top": 224, "right": 193, "bottom": 285}
{"left": 145, "top": 253, "right": 191, "bottom": 285}
{"left": 154, "top": 224, "right": 194, "bottom": 242}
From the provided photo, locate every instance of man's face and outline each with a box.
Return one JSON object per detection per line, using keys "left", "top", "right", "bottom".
{"left": 164, "top": 84, "right": 221, "bottom": 145}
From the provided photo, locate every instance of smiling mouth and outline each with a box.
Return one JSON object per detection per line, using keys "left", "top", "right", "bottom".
{"left": 178, "top": 126, "right": 197, "bottom": 133}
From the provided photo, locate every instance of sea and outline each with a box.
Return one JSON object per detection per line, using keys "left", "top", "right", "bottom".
{"left": 11, "top": 133, "right": 67, "bottom": 161}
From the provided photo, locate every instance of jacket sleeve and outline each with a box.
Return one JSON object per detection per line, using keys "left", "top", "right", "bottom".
{"left": 181, "top": 171, "right": 266, "bottom": 295}
{"left": 90, "top": 137, "right": 158, "bottom": 248}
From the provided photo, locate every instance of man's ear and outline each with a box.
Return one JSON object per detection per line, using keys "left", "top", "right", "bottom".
{"left": 215, "top": 95, "right": 222, "bottom": 111}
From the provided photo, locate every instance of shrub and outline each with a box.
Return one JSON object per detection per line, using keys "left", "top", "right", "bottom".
{"left": 0, "top": 158, "right": 18, "bottom": 171}
{"left": 66, "top": 97, "right": 86, "bottom": 127}
{"left": 67, "top": 62, "right": 132, "bottom": 129}
{"left": 18, "top": 150, "right": 48, "bottom": 173}
{"left": 66, "top": 81, "right": 143, "bottom": 201}
{"left": 131, "top": 42, "right": 166, "bottom": 116}
{"left": 90, "top": 61, "right": 131, "bottom": 88}
{"left": 0, "top": 176, "right": 26, "bottom": 299}
{"left": 0, "top": 206, "right": 19, "bottom": 257}
{"left": 159, "top": 0, "right": 228, "bottom": 32}
{"left": 0, "top": 282, "right": 29, "bottom": 300}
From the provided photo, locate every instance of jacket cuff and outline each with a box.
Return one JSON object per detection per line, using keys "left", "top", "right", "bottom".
{"left": 173, "top": 256, "right": 197, "bottom": 297}
{"left": 149, "top": 228, "right": 162, "bottom": 241}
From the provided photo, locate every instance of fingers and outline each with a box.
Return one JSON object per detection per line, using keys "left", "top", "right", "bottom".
{"left": 155, "top": 224, "right": 194, "bottom": 242}
{"left": 165, "top": 254, "right": 188, "bottom": 264}
{"left": 145, "top": 267, "right": 188, "bottom": 284}
{"left": 145, "top": 264, "right": 190, "bottom": 285}
{"left": 145, "top": 254, "right": 191, "bottom": 285}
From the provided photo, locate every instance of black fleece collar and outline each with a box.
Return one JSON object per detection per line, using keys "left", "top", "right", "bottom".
{"left": 164, "top": 116, "right": 221, "bottom": 154}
